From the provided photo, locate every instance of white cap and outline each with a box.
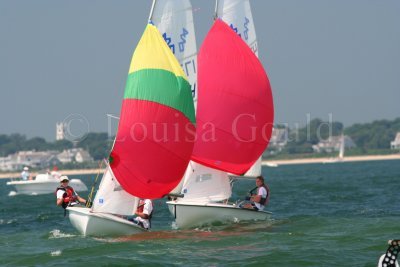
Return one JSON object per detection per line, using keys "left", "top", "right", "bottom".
{"left": 60, "top": 176, "right": 69, "bottom": 182}
{"left": 23, "top": 167, "right": 29, "bottom": 171}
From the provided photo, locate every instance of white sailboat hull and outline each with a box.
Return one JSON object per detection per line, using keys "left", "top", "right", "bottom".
{"left": 265, "top": 162, "right": 279, "bottom": 167}
{"left": 166, "top": 200, "right": 272, "bottom": 229}
{"left": 322, "top": 158, "right": 343, "bottom": 164}
{"left": 67, "top": 206, "right": 146, "bottom": 237}
{"left": 7, "top": 179, "right": 87, "bottom": 195}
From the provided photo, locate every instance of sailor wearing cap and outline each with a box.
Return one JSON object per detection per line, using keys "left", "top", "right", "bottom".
{"left": 56, "top": 176, "right": 86, "bottom": 209}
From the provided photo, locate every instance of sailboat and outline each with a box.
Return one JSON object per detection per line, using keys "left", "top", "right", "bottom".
{"left": 66, "top": 4, "right": 196, "bottom": 236}
{"left": 68, "top": 164, "right": 143, "bottom": 236}
{"left": 166, "top": 0, "right": 274, "bottom": 229}
{"left": 323, "top": 134, "right": 345, "bottom": 164}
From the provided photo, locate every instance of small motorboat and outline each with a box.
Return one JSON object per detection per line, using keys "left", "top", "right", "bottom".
{"left": 7, "top": 171, "right": 87, "bottom": 195}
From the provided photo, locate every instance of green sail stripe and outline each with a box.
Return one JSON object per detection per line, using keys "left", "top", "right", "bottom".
{"left": 123, "top": 69, "right": 195, "bottom": 124}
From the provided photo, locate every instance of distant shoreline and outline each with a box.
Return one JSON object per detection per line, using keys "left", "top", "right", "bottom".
{"left": 0, "top": 168, "right": 103, "bottom": 179}
{"left": 1, "top": 154, "right": 399, "bottom": 179}
{"left": 262, "top": 153, "right": 400, "bottom": 166}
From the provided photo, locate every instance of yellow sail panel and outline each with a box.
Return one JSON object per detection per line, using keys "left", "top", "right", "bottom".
{"left": 128, "top": 24, "right": 187, "bottom": 79}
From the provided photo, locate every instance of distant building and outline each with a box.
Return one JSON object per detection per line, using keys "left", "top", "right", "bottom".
{"left": 263, "top": 127, "right": 289, "bottom": 157}
{"left": 390, "top": 132, "right": 400, "bottom": 150}
{"left": 57, "top": 148, "right": 93, "bottom": 164}
{"left": 0, "top": 148, "right": 94, "bottom": 171}
{"left": 56, "top": 122, "right": 67, "bottom": 140}
{"left": 0, "top": 155, "right": 17, "bottom": 171}
{"left": 0, "top": 150, "right": 60, "bottom": 171}
{"left": 75, "top": 150, "right": 93, "bottom": 163}
{"left": 268, "top": 128, "right": 288, "bottom": 151}
{"left": 312, "top": 135, "right": 356, "bottom": 153}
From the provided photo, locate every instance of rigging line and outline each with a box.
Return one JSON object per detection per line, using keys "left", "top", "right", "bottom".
{"left": 214, "top": 0, "right": 219, "bottom": 21}
{"left": 86, "top": 159, "right": 104, "bottom": 208}
{"left": 148, "top": 0, "right": 157, "bottom": 23}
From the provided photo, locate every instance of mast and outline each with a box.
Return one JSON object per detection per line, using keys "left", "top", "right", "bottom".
{"left": 339, "top": 134, "right": 345, "bottom": 159}
{"left": 214, "top": 0, "right": 219, "bottom": 20}
{"left": 148, "top": 0, "right": 157, "bottom": 22}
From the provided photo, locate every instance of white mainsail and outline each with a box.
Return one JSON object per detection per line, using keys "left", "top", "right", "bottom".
{"left": 216, "top": 0, "right": 258, "bottom": 56}
{"left": 92, "top": 164, "right": 139, "bottom": 216}
{"left": 180, "top": 162, "right": 231, "bottom": 202}
{"left": 217, "top": 0, "right": 262, "bottom": 177}
{"left": 150, "top": 0, "right": 198, "bottom": 109}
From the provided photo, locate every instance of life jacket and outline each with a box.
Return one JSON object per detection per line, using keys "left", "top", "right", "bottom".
{"left": 258, "top": 184, "right": 270, "bottom": 206}
{"left": 136, "top": 199, "right": 145, "bottom": 213}
{"left": 56, "top": 186, "right": 77, "bottom": 209}
{"left": 136, "top": 199, "right": 153, "bottom": 228}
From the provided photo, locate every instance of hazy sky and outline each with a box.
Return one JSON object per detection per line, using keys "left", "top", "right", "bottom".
{"left": 1, "top": 0, "right": 399, "bottom": 140}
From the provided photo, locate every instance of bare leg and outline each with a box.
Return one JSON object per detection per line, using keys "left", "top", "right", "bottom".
{"left": 242, "top": 203, "right": 255, "bottom": 210}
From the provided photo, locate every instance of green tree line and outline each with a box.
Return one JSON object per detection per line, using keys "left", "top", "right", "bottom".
{"left": 345, "top": 118, "right": 400, "bottom": 150}
{"left": 278, "top": 117, "right": 400, "bottom": 155}
{"left": 1, "top": 117, "right": 399, "bottom": 159}
{"left": 0, "top": 133, "right": 112, "bottom": 160}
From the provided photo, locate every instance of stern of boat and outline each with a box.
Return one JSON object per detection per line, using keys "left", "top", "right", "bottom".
{"left": 67, "top": 206, "right": 90, "bottom": 236}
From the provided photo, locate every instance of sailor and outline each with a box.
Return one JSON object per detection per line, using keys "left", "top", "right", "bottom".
{"left": 242, "top": 175, "right": 270, "bottom": 211}
{"left": 130, "top": 199, "right": 153, "bottom": 230}
{"left": 20, "top": 167, "right": 30, "bottom": 181}
{"left": 56, "top": 176, "right": 86, "bottom": 209}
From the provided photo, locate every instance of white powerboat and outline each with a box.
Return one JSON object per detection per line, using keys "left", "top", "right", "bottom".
{"left": 7, "top": 173, "right": 87, "bottom": 195}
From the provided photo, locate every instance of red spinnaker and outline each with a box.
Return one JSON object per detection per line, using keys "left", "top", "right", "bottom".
{"left": 111, "top": 100, "right": 195, "bottom": 199}
{"left": 191, "top": 19, "right": 274, "bottom": 175}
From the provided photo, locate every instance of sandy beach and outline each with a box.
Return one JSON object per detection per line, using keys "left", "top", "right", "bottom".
{"left": 1, "top": 154, "right": 399, "bottom": 179}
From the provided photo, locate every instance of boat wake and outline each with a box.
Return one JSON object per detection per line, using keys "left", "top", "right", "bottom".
{"left": 48, "top": 229, "right": 76, "bottom": 239}
{"left": 50, "top": 250, "right": 62, "bottom": 257}
{"left": 8, "top": 191, "right": 17, "bottom": 197}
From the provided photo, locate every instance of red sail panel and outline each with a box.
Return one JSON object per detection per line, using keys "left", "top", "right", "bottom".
{"left": 110, "top": 100, "right": 196, "bottom": 199}
{"left": 191, "top": 19, "right": 274, "bottom": 175}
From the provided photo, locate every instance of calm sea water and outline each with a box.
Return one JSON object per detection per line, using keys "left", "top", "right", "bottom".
{"left": 1, "top": 160, "right": 399, "bottom": 266}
